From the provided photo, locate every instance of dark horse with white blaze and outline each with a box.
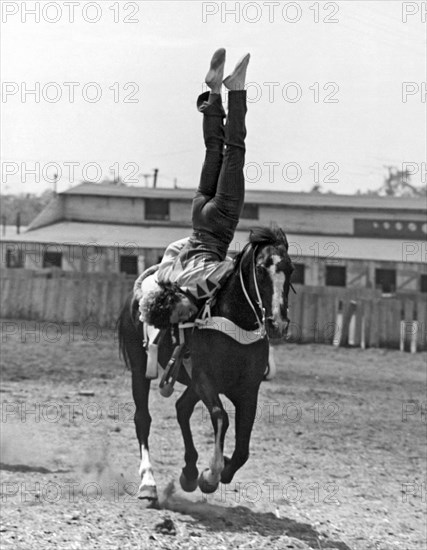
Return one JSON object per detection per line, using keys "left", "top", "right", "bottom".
{"left": 117, "top": 226, "right": 294, "bottom": 504}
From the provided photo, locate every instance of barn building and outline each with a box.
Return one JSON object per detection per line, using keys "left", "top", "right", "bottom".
{"left": 1, "top": 182, "right": 426, "bottom": 294}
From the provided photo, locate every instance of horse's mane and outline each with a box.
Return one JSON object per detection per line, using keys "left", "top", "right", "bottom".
{"left": 233, "top": 226, "right": 288, "bottom": 268}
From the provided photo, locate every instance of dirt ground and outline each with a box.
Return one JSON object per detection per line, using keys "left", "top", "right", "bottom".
{"left": 0, "top": 319, "right": 425, "bottom": 550}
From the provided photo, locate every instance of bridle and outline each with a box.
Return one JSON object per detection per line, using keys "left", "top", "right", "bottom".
{"left": 238, "top": 242, "right": 295, "bottom": 337}
{"left": 239, "top": 243, "right": 266, "bottom": 336}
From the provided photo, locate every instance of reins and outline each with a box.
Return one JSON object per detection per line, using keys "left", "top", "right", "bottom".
{"left": 238, "top": 244, "right": 266, "bottom": 337}
{"left": 238, "top": 240, "right": 296, "bottom": 334}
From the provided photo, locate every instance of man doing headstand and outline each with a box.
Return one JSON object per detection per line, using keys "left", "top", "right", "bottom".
{"left": 137, "top": 49, "right": 250, "bottom": 329}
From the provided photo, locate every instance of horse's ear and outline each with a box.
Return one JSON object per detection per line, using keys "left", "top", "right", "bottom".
{"left": 278, "top": 227, "right": 289, "bottom": 249}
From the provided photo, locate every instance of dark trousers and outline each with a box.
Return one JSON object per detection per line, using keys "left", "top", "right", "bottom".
{"left": 191, "top": 90, "right": 247, "bottom": 260}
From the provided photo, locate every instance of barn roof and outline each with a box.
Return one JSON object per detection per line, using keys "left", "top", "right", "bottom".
{"left": 2, "top": 221, "right": 424, "bottom": 264}
{"left": 62, "top": 182, "right": 425, "bottom": 212}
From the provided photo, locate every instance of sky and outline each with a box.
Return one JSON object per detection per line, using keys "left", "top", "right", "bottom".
{"left": 1, "top": 0, "right": 426, "bottom": 196}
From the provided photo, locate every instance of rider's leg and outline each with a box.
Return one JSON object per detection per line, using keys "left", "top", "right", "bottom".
{"left": 193, "top": 49, "right": 226, "bottom": 202}
{"left": 190, "top": 52, "right": 250, "bottom": 260}
{"left": 214, "top": 90, "right": 247, "bottom": 219}
{"left": 212, "top": 54, "right": 250, "bottom": 247}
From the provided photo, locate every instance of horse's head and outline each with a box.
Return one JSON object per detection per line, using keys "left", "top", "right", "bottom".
{"left": 238, "top": 227, "right": 294, "bottom": 339}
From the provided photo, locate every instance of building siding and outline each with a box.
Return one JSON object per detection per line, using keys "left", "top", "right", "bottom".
{"left": 255, "top": 205, "right": 426, "bottom": 236}
{"left": 64, "top": 195, "right": 144, "bottom": 225}
{"left": 53, "top": 193, "right": 427, "bottom": 237}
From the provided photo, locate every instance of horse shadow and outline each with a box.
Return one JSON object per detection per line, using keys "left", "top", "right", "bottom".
{"left": 160, "top": 487, "right": 352, "bottom": 550}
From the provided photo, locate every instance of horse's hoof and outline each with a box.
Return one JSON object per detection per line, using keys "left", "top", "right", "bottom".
{"left": 137, "top": 485, "right": 158, "bottom": 503}
{"left": 220, "top": 468, "right": 233, "bottom": 484}
{"left": 160, "top": 383, "right": 174, "bottom": 398}
{"left": 198, "top": 469, "right": 219, "bottom": 494}
{"left": 220, "top": 456, "right": 233, "bottom": 484}
{"left": 179, "top": 471, "right": 198, "bottom": 493}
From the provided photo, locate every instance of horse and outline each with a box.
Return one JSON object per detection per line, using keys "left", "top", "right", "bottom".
{"left": 117, "top": 226, "right": 294, "bottom": 504}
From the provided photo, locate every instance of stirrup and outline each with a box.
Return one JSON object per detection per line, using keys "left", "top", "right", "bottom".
{"left": 159, "top": 344, "right": 186, "bottom": 397}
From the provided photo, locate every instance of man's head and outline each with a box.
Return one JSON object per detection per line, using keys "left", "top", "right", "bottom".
{"left": 140, "top": 281, "right": 198, "bottom": 329}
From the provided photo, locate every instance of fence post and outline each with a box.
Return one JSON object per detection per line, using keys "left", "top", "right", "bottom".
{"left": 340, "top": 300, "right": 357, "bottom": 348}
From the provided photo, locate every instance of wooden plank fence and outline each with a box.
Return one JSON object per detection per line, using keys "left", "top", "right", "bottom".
{"left": 1, "top": 270, "right": 426, "bottom": 351}
{"left": 0, "top": 270, "right": 134, "bottom": 330}
{"left": 287, "top": 285, "right": 426, "bottom": 352}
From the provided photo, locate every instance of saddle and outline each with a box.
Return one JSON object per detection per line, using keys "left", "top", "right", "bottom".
{"left": 143, "top": 295, "right": 267, "bottom": 397}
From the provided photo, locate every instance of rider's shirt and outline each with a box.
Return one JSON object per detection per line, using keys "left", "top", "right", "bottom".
{"left": 157, "top": 237, "right": 234, "bottom": 304}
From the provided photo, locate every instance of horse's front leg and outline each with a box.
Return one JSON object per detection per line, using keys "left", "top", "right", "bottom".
{"left": 193, "top": 371, "right": 229, "bottom": 493}
{"left": 175, "top": 387, "right": 200, "bottom": 492}
{"left": 220, "top": 392, "right": 258, "bottom": 485}
{"left": 130, "top": 355, "right": 157, "bottom": 504}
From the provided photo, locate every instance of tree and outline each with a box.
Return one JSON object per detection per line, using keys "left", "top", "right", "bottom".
{"left": 378, "top": 167, "right": 425, "bottom": 197}
{"left": 0, "top": 190, "right": 54, "bottom": 226}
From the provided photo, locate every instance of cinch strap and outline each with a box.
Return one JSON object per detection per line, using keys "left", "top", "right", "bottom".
{"left": 194, "top": 316, "right": 265, "bottom": 344}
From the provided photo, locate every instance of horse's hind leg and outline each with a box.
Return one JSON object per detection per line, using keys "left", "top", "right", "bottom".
{"left": 118, "top": 296, "right": 158, "bottom": 504}
{"left": 176, "top": 387, "right": 200, "bottom": 492}
{"left": 130, "top": 350, "right": 158, "bottom": 503}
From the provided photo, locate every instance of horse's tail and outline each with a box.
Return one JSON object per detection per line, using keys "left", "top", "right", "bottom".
{"left": 116, "top": 292, "right": 143, "bottom": 370}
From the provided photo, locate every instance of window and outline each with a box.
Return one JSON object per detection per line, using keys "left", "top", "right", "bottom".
{"left": 120, "top": 255, "right": 138, "bottom": 275}
{"left": 43, "top": 252, "right": 62, "bottom": 268}
{"left": 241, "top": 204, "right": 259, "bottom": 219}
{"left": 420, "top": 274, "right": 427, "bottom": 293}
{"left": 375, "top": 268, "right": 396, "bottom": 293}
{"left": 291, "top": 263, "right": 305, "bottom": 285}
{"left": 325, "top": 265, "right": 346, "bottom": 287}
{"left": 354, "top": 219, "right": 425, "bottom": 240}
{"left": 6, "top": 247, "right": 24, "bottom": 268}
{"left": 145, "top": 199, "right": 169, "bottom": 221}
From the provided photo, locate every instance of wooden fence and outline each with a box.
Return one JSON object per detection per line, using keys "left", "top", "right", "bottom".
{"left": 0, "top": 269, "right": 134, "bottom": 330}
{"left": 1, "top": 270, "right": 426, "bottom": 351}
{"left": 287, "top": 285, "right": 426, "bottom": 352}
